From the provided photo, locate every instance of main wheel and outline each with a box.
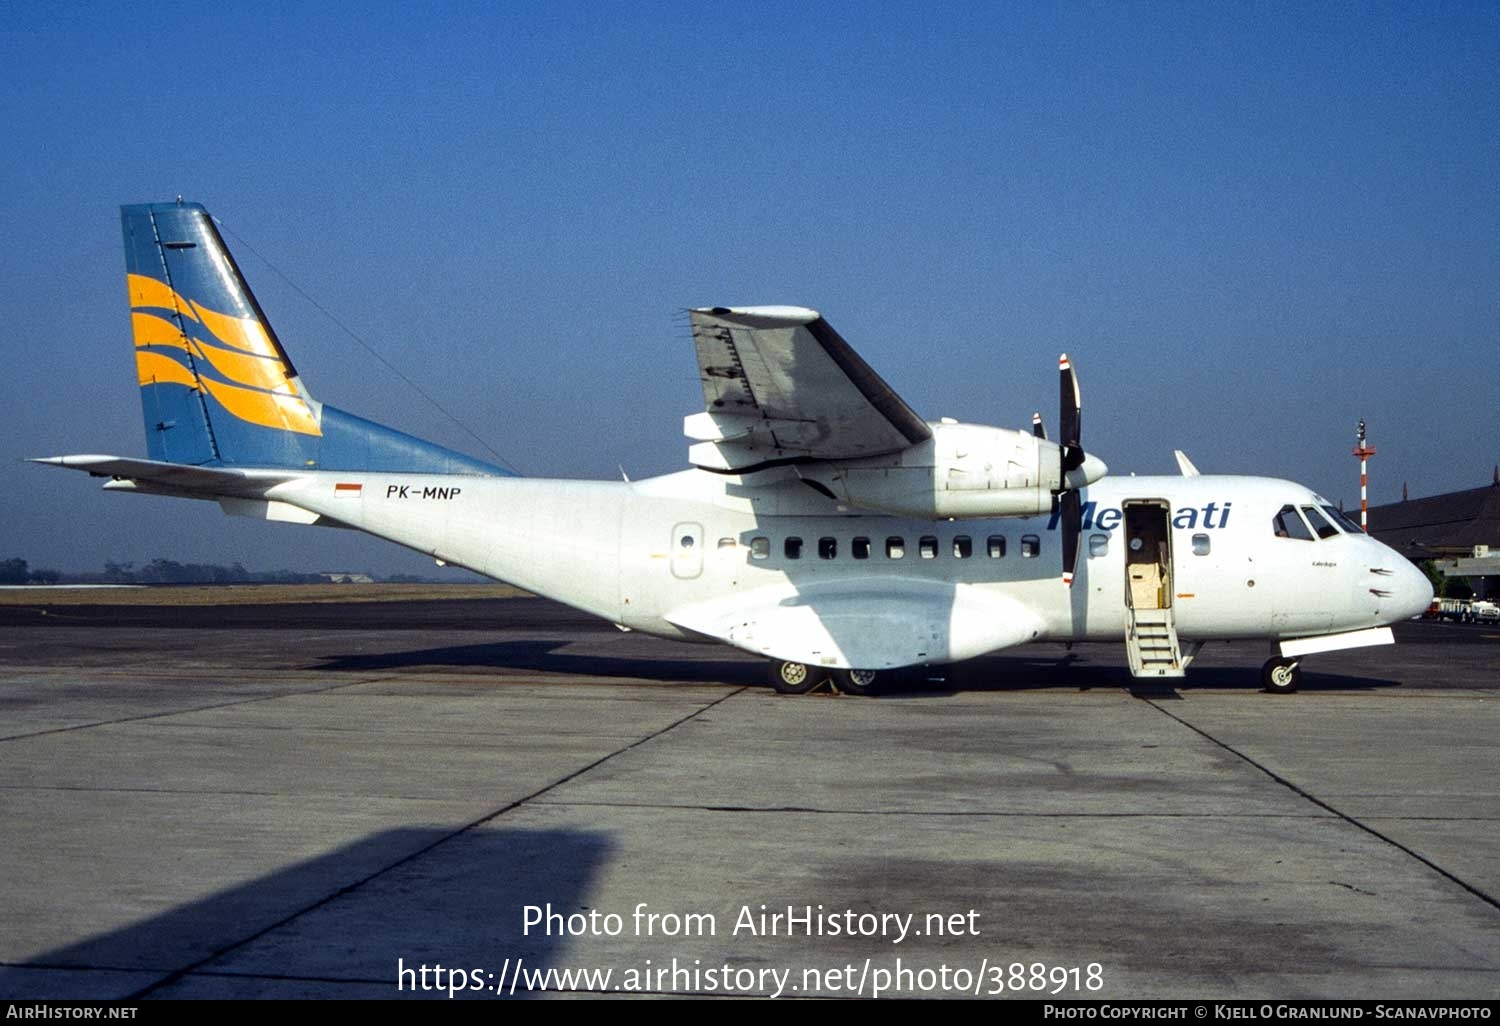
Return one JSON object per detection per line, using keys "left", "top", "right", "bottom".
{"left": 831, "top": 668, "right": 881, "bottom": 696}
{"left": 768, "top": 659, "right": 825, "bottom": 695}
{"left": 1261, "top": 657, "right": 1302, "bottom": 694}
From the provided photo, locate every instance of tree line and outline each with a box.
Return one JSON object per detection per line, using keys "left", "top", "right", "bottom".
{"left": 1, "top": 557, "right": 434, "bottom": 585}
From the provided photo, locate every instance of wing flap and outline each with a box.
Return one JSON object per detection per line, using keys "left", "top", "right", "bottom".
{"left": 688, "top": 307, "right": 930, "bottom": 471}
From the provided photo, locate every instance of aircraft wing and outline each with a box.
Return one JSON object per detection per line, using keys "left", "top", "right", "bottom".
{"left": 685, "top": 307, "right": 931, "bottom": 472}
{"left": 665, "top": 578, "right": 1044, "bottom": 670}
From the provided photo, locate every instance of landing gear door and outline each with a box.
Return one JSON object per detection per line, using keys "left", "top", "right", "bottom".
{"left": 1123, "top": 500, "right": 1173, "bottom": 611}
{"left": 670, "top": 522, "right": 705, "bottom": 580}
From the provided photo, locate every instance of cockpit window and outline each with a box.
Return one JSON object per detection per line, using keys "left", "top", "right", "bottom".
{"left": 1300, "top": 506, "right": 1339, "bottom": 540}
{"left": 1273, "top": 505, "right": 1314, "bottom": 541}
{"left": 1323, "top": 506, "right": 1364, "bottom": 534}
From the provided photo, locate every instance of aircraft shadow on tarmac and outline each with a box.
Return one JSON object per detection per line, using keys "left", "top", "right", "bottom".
{"left": 314, "top": 640, "right": 766, "bottom": 686}
{"left": 311, "top": 641, "right": 1403, "bottom": 697}
{"left": 0, "top": 826, "right": 612, "bottom": 1001}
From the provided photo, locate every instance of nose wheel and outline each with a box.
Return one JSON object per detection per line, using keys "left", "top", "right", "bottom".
{"left": 1261, "top": 657, "right": 1302, "bottom": 694}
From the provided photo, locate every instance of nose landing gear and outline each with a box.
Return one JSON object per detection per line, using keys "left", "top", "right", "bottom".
{"left": 1261, "top": 657, "right": 1302, "bottom": 694}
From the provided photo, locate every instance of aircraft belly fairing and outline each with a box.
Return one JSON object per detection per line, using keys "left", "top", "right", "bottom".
{"left": 665, "top": 578, "right": 1045, "bottom": 670}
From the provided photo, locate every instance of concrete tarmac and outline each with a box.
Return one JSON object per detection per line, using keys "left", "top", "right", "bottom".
{"left": 0, "top": 600, "right": 1496, "bottom": 1000}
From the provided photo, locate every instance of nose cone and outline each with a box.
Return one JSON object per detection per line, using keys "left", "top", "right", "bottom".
{"left": 1065, "top": 452, "right": 1109, "bottom": 490}
{"left": 1392, "top": 559, "right": 1435, "bottom": 622}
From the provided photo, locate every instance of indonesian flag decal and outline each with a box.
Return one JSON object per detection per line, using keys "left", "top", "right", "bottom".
{"left": 334, "top": 482, "right": 362, "bottom": 497}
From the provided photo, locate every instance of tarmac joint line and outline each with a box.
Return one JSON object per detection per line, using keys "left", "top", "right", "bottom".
{"left": 1137, "top": 695, "right": 1500, "bottom": 918}
{"left": 123, "top": 684, "right": 749, "bottom": 1000}
{"left": 0, "top": 673, "right": 414, "bottom": 744}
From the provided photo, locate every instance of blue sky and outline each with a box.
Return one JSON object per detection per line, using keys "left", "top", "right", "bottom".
{"left": 3, "top": 2, "right": 1496, "bottom": 575}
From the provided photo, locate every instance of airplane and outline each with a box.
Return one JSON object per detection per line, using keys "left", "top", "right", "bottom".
{"left": 35, "top": 200, "right": 1433, "bottom": 696}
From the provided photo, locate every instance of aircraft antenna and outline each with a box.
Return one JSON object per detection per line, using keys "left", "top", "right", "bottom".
{"left": 1352, "top": 419, "right": 1377, "bottom": 532}
{"left": 214, "top": 219, "right": 522, "bottom": 476}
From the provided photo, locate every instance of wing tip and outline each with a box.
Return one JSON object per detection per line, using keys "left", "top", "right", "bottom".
{"left": 29, "top": 454, "right": 117, "bottom": 468}
{"left": 691, "top": 305, "right": 820, "bottom": 325}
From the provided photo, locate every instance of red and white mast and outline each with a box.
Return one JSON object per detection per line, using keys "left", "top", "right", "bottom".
{"left": 1352, "top": 418, "right": 1377, "bottom": 532}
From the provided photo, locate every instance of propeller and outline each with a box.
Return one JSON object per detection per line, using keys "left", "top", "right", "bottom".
{"left": 1060, "top": 354, "right": 1084, "bottom": 474}
{"left": 1059, "top": 489, "right": 1082, "bottom": 586}
{"left": 1053, "top": 353, "right": 1104, "bottom": 586}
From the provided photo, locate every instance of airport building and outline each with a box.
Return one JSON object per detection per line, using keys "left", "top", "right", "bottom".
{"left": 1366, "top": 470, "right": 1500, "bottom": 599}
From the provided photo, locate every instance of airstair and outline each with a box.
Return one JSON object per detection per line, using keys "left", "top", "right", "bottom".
{"left": 1126, "top": 606, "right": 1185, "bottom": 678}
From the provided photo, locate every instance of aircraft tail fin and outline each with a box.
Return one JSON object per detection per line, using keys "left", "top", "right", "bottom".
{"left": 122, "top": 201, "right": 507, "bottom": 476}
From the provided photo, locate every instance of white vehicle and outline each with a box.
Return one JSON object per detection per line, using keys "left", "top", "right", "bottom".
{"left": 37, "top": 201, "right": 1432, "bottom": 695}
{"left": 1467, "top": 600, "right": 1500, "bottom": 625}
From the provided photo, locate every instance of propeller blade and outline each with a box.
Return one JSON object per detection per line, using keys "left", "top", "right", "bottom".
{"left": 1047, "top": 353, "right": 1100, "bottom": 584}
{"left": 1031, "top": 412, "right": 1047, "bottom": 440}
{"left": 1059, "top": 353, "right": 1084, "bottom": 471}
{"left": 1061, "top": 488, "right": 1082, "bottom": 586}
{"left": 1059, "top": 354, "right": 1080, "bottom": 446}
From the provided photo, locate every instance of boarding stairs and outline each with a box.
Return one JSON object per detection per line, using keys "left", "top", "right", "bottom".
{"left": 1126, "top": 607, "right": 1185, "bottom": 678}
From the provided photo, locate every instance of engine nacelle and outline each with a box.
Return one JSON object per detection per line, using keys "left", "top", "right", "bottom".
{"left": 803, "top": 422, "right": 1070, "bottom": 519}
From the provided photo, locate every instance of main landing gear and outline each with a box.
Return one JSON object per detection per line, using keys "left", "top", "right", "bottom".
{"left": 767, "top": 660, "right": 883, "bottom": 696}
{"left": 768, "top": 659, "right": 825, "bottom": 694}
{"left": 1261, "top": 656, "right": 1302, "bottom": 694}
{"left": 831, "top": 667, "right": 881, "bottom": 696}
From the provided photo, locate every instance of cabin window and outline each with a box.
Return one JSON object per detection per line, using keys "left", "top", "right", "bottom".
{"left": 750, "top": 537, "right": 769, "bottom": 559}
{"left": 785, "top": 537, "right": 803, "bottom": 559}
{"left": 1191, "top": 533, "right": 1211, "bottom": 556}
{"left": 886, "top": 536, "right": 905, "bottom": 559}
{"left": 953, "top": 535, "right": 973, "bottom": 559}
{"left": 1300, "top": 506, "right": 1339, "bottom": 540}
{"left": 1021, "top": 534, "right": 1040, "bottom": 558}
{"left": 818, "top": 537, "right": 837, "bottom": 560}
{"left": 717, "top": 537, "right": 736, "bottom": 550}
{"left": 852, "top": 536, "right": 871, "bottom": 559}
{"left": 919, "top": 535, "right": 938, "bottom": 559}
{"left": 1089, "top": 534, "right": 1109, "bottom": 557}
{"left": 987, "top": 535, "right": 1006, "bottom": 558}
{"left": 1272, "top": 505, "right": 1314, "bottom": 541}
{"left": 679, "top": 534, "right": 695, "bottom": 548}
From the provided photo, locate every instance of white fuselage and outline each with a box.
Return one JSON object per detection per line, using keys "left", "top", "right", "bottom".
{"left": 267, "top": 467, "right": 1432, "bottom": 669}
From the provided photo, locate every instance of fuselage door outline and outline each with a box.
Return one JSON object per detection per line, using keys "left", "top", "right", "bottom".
{"left": 670, "top": 521, "right": 705, "bottom": 580}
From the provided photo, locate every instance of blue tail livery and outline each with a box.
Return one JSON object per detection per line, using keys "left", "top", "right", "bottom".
{"left": 123, "top": 201, "right": 508, "bottom": 475}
